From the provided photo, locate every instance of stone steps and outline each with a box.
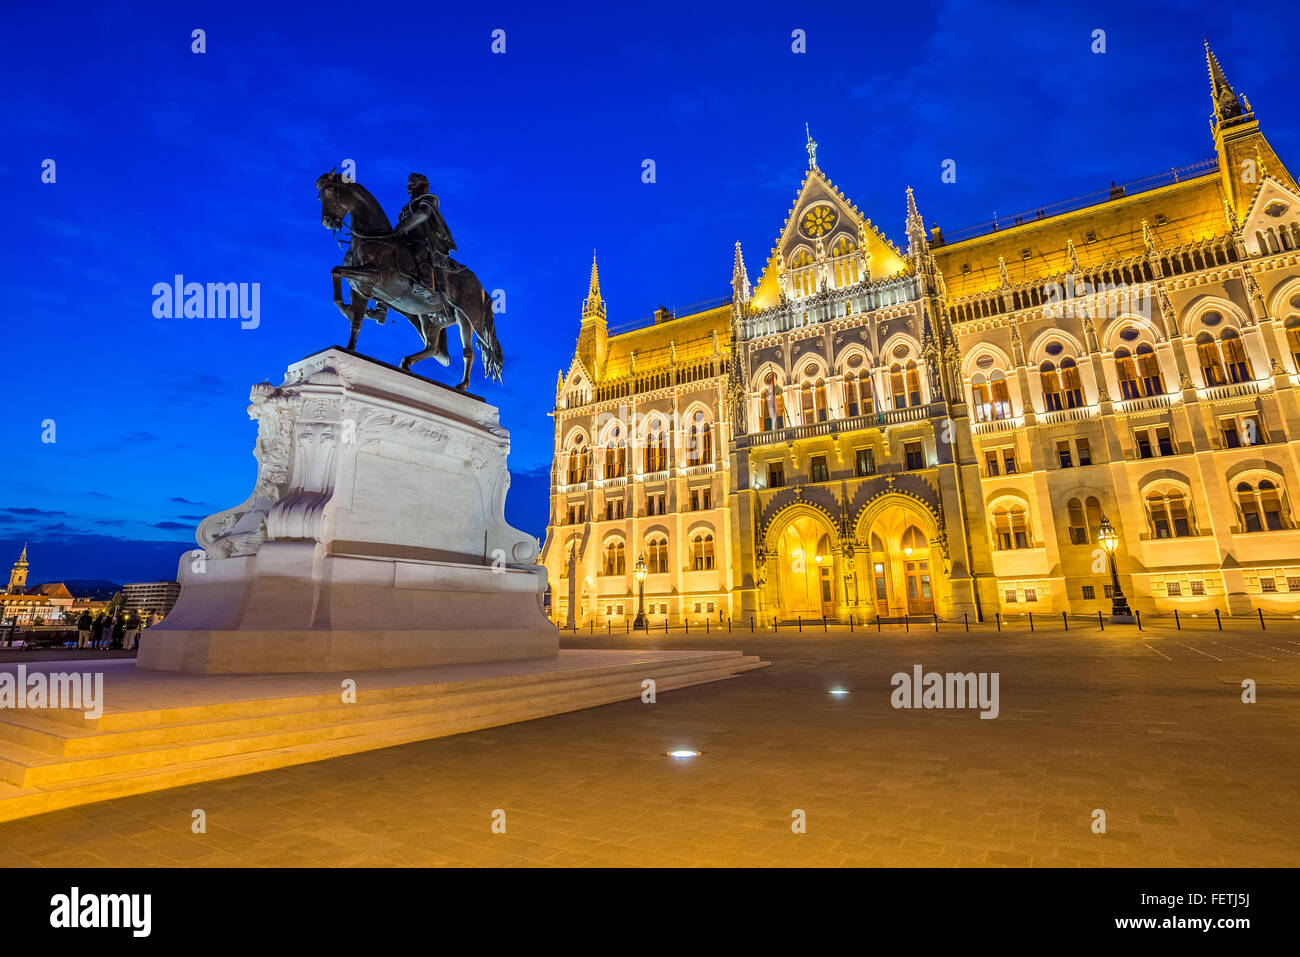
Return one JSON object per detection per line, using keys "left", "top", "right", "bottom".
{"left": 0, "top": 651, "right": 767, "bottom": 822}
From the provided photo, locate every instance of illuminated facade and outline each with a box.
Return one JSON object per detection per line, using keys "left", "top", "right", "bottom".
{"left": 541, "top": 46, "right": 1300, "bottom": 624}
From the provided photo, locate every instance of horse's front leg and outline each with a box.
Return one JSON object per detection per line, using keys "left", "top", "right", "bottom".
{"left": 329, "top": 267, "right": 350, "bottom": 323}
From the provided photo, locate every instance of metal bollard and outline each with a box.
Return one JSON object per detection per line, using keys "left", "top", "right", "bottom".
{"left": 798, "top": 616, "right": 802, "bottom": 633}
{"left": 822, "top": 616, "right": 827, "bottom": 633}
{"left": 1136, "top": 610, "right": 1142, "bottom": 631}
{"left": 750, "top": 616, "right": 754, "bottom": 633}
{"left": 1215, "top": 608, "right": 1222, "bottom": 631}
{"left": 849, "top": 614, "right": 854, "bottom": 633}
{"left": 1062, "top": 611, "right": 1068, "bottom": 631}
{"left": 1174, "top": 609, "right": 1180, "bottom": 631}
{"left": 706, "top": 619, "right": 709, "bottom": 634}
{"left": 1259, "top": 608, "right": 1265, "bottom": 631}
{"left": 685, "top": 619, "right": 689, "bottom": 634}
{"left": 995, "top": 613, "right": 1001, "bottom": 632}
{"left": 1029, "top": 611, "right": 1034, "bottom": 632}
{"left": 876, "top": 616, "right": 881, "bottom": 633}
{"left": 1097, "top": 610, "right": 1103, "bottom": 631}
{"left": 728, "top": 617, "right": 731, "bottom": 634}
{"left": 904, "top": 615, "right": 909, "bottom": 633}
{"left": 933, "top": 613, "right": 938, "bottom": 632}
{"left": 964, "top": 612, "right": 969, "bottom": 633}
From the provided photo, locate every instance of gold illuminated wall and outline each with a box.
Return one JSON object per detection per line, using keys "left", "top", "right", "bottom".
{"left": 540, "top": 47, "right": 1300, "bottom": 623}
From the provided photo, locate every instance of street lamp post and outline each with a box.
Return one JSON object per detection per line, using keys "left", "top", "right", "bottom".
{"left": 633, "top": 552, "right": 648, "bottom": 632}
{"left": 1096, "top": 515, "right": 1135, "bottom": 623}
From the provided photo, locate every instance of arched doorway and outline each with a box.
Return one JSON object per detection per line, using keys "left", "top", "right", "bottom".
{"left": 770, "top": 511, "right": 837, "bottom": 618}
{"left": 857, "top": 497, "right": 941, "bottom": 618}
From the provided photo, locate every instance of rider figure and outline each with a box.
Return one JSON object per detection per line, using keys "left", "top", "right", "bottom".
{"left": 395, "top": 172, "right": 457, "bottom": 296}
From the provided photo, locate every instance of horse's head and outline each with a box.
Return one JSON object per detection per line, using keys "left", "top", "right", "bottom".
{"left": 316, "top": 170, "right": 352, "bottom": 230}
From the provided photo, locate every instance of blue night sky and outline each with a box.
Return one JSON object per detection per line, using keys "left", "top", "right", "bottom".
{"left": 3, "top": 0, "right": 1298, "bottom": 585}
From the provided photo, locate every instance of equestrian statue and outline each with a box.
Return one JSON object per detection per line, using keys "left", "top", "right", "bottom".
{"left": 316, "top": 170, "right": 502, "bottom": 389}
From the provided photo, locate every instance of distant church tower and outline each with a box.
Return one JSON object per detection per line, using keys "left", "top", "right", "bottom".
{"left": 7, "top": 544, "right": 29, "bottom": 594}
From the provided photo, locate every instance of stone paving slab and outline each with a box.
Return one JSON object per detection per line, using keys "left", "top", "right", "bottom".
{"left": 0, "top": 624, "right": 1297, "bottom": 867}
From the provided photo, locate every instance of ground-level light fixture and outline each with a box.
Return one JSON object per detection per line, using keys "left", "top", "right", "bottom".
{"left": 633, "top": 552, "right": 648, "bottom": 631}
{"left": 828, "top": 688, "right": 850, "bottom": 696}
{"left": 1095, "top": 515, "right": 1134, "bottom": 623}
{"left": 667, "top": 749, "right": 701, "bottom": 759}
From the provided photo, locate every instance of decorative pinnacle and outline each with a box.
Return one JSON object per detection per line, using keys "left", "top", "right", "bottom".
{"left": 581, "top": 251, "right": 606, "bottom": 321}
{"left": 905, "top": 186, "right": 922, "bottom": 231}
{"left": 805, "top": 123, "right": 818, "bottom": 169}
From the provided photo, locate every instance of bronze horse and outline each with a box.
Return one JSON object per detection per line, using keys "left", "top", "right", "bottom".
{"left": 315, "top": 172, "right": 502, "bottom": 389}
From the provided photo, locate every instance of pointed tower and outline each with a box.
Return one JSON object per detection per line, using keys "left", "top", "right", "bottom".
{"left": 575, "top": 252, "right": 608, "bottom": 381}
{"left": 1205, "top": 41, "right": 1297, "bottom": 220}
{"left": 7, "top": 544, "right": 29, "bottom": 594}
{"left": 905, "top": 186, "right": 927, "bottom": 258}
{"left": 731, "top": 241, "right": 751, "bottom": 305}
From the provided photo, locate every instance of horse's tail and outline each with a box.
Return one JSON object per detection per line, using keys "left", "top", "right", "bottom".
{"left": 477, "top": 290, "right": 504, "bottom": 382}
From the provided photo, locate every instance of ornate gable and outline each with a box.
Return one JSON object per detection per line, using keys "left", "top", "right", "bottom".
{"left": 1240, "top": 177, "right": 1300, "bottom": 257}
{"left": 750, "top": 165, "right": 908, "bottom": 311}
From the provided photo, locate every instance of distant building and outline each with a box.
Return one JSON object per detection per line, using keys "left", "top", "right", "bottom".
{"left": 0, "top": 546, "right": 73, "bottom": 623}
{"left": 122, "top": 581, "right": 181, "bottom": 618}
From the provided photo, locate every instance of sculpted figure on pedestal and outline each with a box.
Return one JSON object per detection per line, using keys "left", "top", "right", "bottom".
{"left": 316, "top": 170, "right": 503, "bottom": 389}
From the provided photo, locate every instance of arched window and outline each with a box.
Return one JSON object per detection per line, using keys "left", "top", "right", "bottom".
{"left": 646, "top": 536, "right": 668, "bottom": 574}
{"left": 1148, "top": 490, "right": 1192, "bottom": 538}
{"left": 1220, "top": 329, "right": 1252, "bottom": 382}
{"left": 971, "top": 373, "right": 991, "bottom": 422}
{"left": 1040, "top": 362, "right": 1063, "bottom": 412}
{"left": 604, "top": 427, "right": 627, "bottom": 478}
{"left": 560, "top": 538, "right": 578, "bottom": 577}
{"left": 791, "top": 248, "right": 814, "bottom": 297}
{"left": 830, "top": 235, "right": 859, "bottom": 287}
{"left": 890, "top": 363, "right": 907, "bottom": 409}
{"left": 687, "top": 413, "right": 712, "bottom": 466}
{"left": 1115, "top": 347, "right": 1141, "bottom": 399}
{"left": 1067, "top": 498, "right": 1088, "bottom": 544}
{"left": 1136, "top": 344, "right": 1164, "bottom": 396}
{"left": 566, "top": 443, "right": 589, "bottom": 485}
{"left": 1085, "top": 496, "right": 1103, "bottom": 541}
{"left": 643, "top": 424, "right": 667, "bottom": 473}
{"left": 993, "top": 505, "right": 1029, "bottom": 550}
{"left": 691, "top": 533, "right": 715, "bottom": 571}
{"left": 1286, "top": 316, "right": 1300, "bottom": 369}
{"left": 801, "top": 381, "right": 815, "bottom": 424}
{"left": 1236, "top": 479, "right": 1288, "bottom": 532}
{"left": 843, "top": 372, "right": 860, "bottom": 418}
{"left": 905, "top": 361, "right": 922, "bottom": 407}
{"left": 814, "top": 378, "right": 828, "bottom": 422}
{"left": 603, "top": 540, "right": 626, "bottom": 576}
{"left": 761, "top": 373, "right": 785, "bottom": 432}
{"left": 1060, "top": 358, "right": 1083, "bottom": 408}
{"left": 1197, "top": 332, "right": 1227, "bottom": 386}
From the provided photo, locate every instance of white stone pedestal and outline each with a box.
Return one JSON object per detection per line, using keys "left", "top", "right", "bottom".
{"left": 136, "top": 347, "right": 556, "bottom": 674}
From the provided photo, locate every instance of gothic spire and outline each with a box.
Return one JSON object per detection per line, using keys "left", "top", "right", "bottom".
{"left": 731, "top": 241, "right": 750, "bottom": 302}
{"left": 1205, "top": 39, "right": 1245, "bottom": 123}
{"left": 905, "top": 186, "right": 926, "bottom": 256}
{"left": 581, "top": 251, "right": 606, "bottom": 322}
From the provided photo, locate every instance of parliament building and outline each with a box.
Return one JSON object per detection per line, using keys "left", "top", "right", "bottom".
{"left": 540, "top": 46, "right": 1300, "bottom": 626}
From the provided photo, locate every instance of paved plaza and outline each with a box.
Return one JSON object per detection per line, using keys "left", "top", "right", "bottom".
{"left": 1, "top": 619, "right": 1297, "bottom": 867}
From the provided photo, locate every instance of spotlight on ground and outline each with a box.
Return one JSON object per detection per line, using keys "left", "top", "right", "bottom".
{"left": 667, "top": 749, "right": 701, "bottom": 759}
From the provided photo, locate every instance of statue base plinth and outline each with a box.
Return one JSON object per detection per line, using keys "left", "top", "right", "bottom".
{"left": 136, "top": 347, "right": 556, "bottom": 674}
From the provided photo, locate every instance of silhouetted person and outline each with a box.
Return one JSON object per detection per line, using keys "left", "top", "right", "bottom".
{"left": 77, "top": 611, "right": 92, "bottom": 648}
{"left": 111, "top": 617, "right": 125, "bottom": 650}
{"left": 91, "top": 614, "right": 106, "bottom": 649}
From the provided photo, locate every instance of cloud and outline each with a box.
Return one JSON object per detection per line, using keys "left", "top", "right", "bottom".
{"left": 0, "top": 507, "right": 67, "bottom": 517}
{"left": 150, "top": 521, "right": 191, "bottom": 530}
{"left": 170, "top": 497, "right": 204, "bottom": 505}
